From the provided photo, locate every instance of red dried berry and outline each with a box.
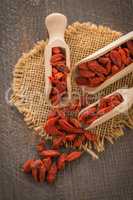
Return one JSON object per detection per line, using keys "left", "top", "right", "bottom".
{"left": 66, "top": 151, "right": 82, "bottom": 162}
{"left": 47, "top": 163, "right": 58, "bottom": 184}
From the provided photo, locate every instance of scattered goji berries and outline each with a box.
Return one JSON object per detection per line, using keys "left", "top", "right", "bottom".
{"left": 22, "top": 137, "right": 83, "bottom": 184}
{"left": 79, "top": 93, "right": 123, "bottom": 127}
{"left": 43, "top": 104, "right": 97, "bottom": 144}
{"left": 76, "top": 40, "right": 133, "bottom": 87}
{"left": 49, "top": 47, "right": 70, "bottom": 106}
{"left": 22, "top": 97, "right": 99, "bottom": 184}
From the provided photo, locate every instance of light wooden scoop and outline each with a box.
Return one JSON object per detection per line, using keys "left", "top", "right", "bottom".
{"left": 44, "top": 13, "right": 71, "bottom": 106}
{"left": 78, "top": 87, "right": 133, "bottom": 130}
{"left": 74, "top": 31, "right": 133, "bottom": 95}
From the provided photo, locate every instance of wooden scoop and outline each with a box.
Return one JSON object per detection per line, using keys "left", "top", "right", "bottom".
{"left": 44, "top": 13, "right": 71, "bottom": 106}
{"left": 74, "top": 31, "right": 133, "bottom": 94}
{"left": 78, "top": 87, "right": 133, "bottom": 130}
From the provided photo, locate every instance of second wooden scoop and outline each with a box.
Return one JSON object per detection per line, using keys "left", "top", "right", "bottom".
{"left": 74, "top": 31, "right": 133, "bottom": 94}
{"left": 44, "top": 13, "right": 71, "bottom": 106}
{"left": 78, "top": 87, "right": 133, "bottom": 130}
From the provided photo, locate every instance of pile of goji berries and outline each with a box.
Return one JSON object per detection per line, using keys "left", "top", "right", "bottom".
{"left": 76, "top": 40, "right": 133, "bottom": 87}
{"left": 79, "top": 93, "right": 123, "bottom": 126}
{"left": 49, "top": 47, "right": 70, "bottom": 105}
{"left": 22, "top": 138, "right": 82, "bottom": 183}
{"left": 22, "top": 94, "right": 123, "bottom": 184}
{"left": 45, "top": 106, "right": 97, "bottom": 145}
{"left": 22, "top": 98, "right": 97, "bottom": 184}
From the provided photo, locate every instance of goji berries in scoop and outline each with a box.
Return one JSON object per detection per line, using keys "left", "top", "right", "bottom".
{"left": 49, "top": 47, "right": 70, "bottom": 106}
{"left": 76, "top": 40, "right": 133, "bottom": 87}
{"left": 79, "top": 93, "right": 123, "bottom": 127}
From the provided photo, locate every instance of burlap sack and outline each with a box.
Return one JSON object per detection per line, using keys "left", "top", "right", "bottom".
{"left": 10, "top": 22, "right": 133, "bottom": 156}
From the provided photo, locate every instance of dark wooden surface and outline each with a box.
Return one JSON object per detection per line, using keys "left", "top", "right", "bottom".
{"left": 0, "top": 0, "right": 133, "bottom": 200}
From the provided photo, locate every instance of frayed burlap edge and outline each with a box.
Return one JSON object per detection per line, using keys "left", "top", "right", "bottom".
{"left": 10, "top": 22, "right": 133, "bottom": 159}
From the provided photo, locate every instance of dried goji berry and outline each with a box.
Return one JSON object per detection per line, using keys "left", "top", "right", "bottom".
{"left": 53, "top": 61, "right": 66, "bottom": 68}
{"left": 52, "top": 47, "right": 61, "bottom": 54}
{"left": 54, "top": 72, "right": 64, "bottom": 80}
{"left": 111, "top": 65, "right": 120, "bottom": 74}
{"left": 44, "top": 117, "right": 59, "bottom": 132}
{"left": 39, "top": 164, "right": 46, "bottom": 182}
{"left": 79, "top": 69, "right": 95, "bottom": 78}
{"left": 78, "top": 62, "right": 88, "bottom": 70}
{"left": 42, "top": 157, "right": 52, "bottom": 171}
{"left": 98, "top": 98, "right": 108, "bottom": 109}
{"left": 44, "top": 116, "right": 64, "bottom": 136}
{"left": 118, "top": 48, "right": 127, "bottom": 65}
{"left": 110, "top": 50, "right": 122, "bottom": 67}
{"left": 47, "top": 163, "right": 58, "bottom": 183}
{"left": 66, "top": 151, "right": 82, "bottom": 162}
{"left": 51, "top": 53, "right": 65, "bottom": 64}
{"left": 40, "top": 150, "right": 60, "bottom": 158}
{"left": 32, "top": 167, "right": 38, "bottom": 182}
{"left": 22, "top": 159, "right": 34, "bottom": 173}
{"left": 68, "top": 99, "right": 81, "bottom": 111}
{"left": 97, "top": 106, "right": 113, "bottom": 116}
{"left": 73, "top": 138, "right": 82, "bottom": 147}
{"left": 106, "top": 61, "right": 112, "bottom": 74}
{"left": 47, "top": 111, "right": 57, "bottom": 119}
{"left": 52, "top": 136, "right": 64, "bottom": 149}
{"left": 87, "top": 60, "right": 107, "bottom": 75}
{"left": 55, "top": 81, "right": 67, "bottom": 93}
{"left": 65, "top": 134, "right": 77, "bottom": 142}
{"left": 31, "top": 160, "right": 43, "bottom": 169}
{"left": 58, "top": 119, "right": 83, "bottom": 134}
{"left": 69, "top": 118, "right": 81, "bottom": 128}
{"left": 89, "top": 76, "right": 104, "bottom": 87}
{"left": 52, "top": 67, "right": 58, "bottom": 74}
{"left": 57, "top": 153, "right": 66, "bottom": 170}
{"left": 36, "top": 139, "right": 45, "bottom": 153}
{"left": 98, "top": 57, "right": 110, "bottom": 65}
{"left": 76, "top": 77, "right": 89, "bottom": 86}
{"left": 31, "top": 160, "right": 43, "bottom": 182}
{"left": 56, "top": 109, "right": 66, "bottom": 119}
{"left": 123, "top": 48, "right": 130, "bottom": 57}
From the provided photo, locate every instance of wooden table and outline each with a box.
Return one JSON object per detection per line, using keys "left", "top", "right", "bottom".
{"left": 0, "top": 0, "right": 133, "bottom": 199}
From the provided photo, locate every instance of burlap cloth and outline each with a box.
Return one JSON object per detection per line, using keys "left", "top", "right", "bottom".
{"left": 10, "top": 22, "right": 133, "bottom": 156}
